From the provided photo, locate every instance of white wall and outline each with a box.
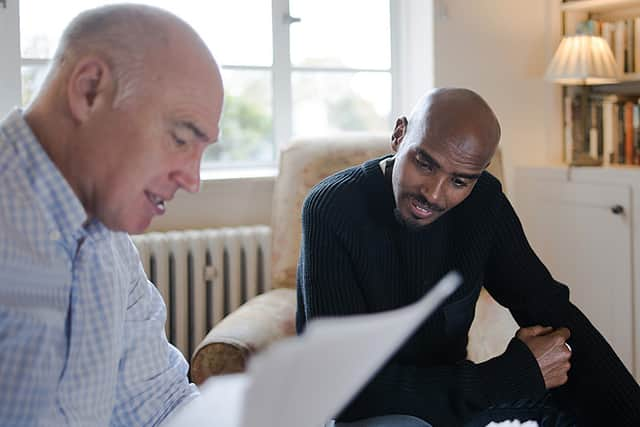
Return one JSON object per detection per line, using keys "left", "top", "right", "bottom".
{"left": 0, "top": 1, "right": 22, "bottom": 117}
{"left": 146, "top": 176, "right": 274, "bottom": 232}
{"left": 432, "top": 0, "right": 563, "bottom": 194}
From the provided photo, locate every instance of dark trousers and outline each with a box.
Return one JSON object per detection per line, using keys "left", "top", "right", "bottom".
{"left": 334, "top": 395, "right": 577, "bottom": 427}
{"left": 463, "top": 394, "right": 577, "bottom": 427}
{"left": 332, "top": 415, "right": 432, "bottom": 426}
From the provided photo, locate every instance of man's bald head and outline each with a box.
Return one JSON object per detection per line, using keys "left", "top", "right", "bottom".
{"left": 46, "top": 4, "right": 215, "bottom": 107}
{"left": 403, "top": 88, "right": 501, "bottom": 167}
{"left": 390, "top": 88, "right": 501, "bottom": 230}
{"left": 25, "top": 4, "right": 224, "bottom": 233}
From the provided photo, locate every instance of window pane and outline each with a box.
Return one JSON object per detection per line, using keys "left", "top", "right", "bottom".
{"left": 292, "top": 71, "right": 391, "bottom": 137}
{"left": 20, "top": 1, "right": 272, "bottom": 66}
{"left": 202, "top": 69, "right": 273, "bottom": 165}
{"left": 21, "top": 65, "right": 48, "bottom": 106}
{"left": 146, "top": 0, "right": 272, "bottom": 66}
{"left": 20, "top": 0, "right": 123, "bottom": 59}
{"left": 290, "top": 0, "right": 390, "bottom": 69}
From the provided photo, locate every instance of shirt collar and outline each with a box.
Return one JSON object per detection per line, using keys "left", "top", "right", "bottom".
{"left": 2, "top": 109, "right": 88, "bottom": 238}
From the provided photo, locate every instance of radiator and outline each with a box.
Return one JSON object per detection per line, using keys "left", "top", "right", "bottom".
{"left": 131, "top": 226, "right": 272, "bottom": 358}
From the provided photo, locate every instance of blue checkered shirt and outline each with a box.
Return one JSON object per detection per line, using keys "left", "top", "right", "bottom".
{"left": 0, "top": 110, "right": 198, "bottom": 426}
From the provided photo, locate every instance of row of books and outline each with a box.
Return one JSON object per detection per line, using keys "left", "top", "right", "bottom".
{"left": 564, "top": 94, "right": 640, "bottom": 166}
{"left": 578, "top": 18, "right": 640, "bottom": 75}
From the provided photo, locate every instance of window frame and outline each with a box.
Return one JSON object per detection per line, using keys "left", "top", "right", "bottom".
{"left": 1, "top": 0, "right": 420, "bottom": 176}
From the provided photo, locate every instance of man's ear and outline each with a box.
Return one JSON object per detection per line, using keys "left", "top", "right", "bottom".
{"left": 391, "top": 116, "right": 408, "bottom": 153}
{"left": 66, "top": 56, "right": 114, "bottom": 123}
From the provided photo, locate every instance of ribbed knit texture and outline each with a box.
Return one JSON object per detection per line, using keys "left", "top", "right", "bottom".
{"left": 296, "top": 156, "right": 640, "bottom": 426}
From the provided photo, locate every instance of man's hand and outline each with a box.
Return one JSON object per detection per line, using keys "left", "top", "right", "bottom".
{"left": 516, "top": 325, "right": 572, "bottom": 389}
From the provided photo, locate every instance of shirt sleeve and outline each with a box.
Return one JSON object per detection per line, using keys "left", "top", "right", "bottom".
{"left": 110, "top": 237, "right": 198, "bottom": 427}
{"left": 296, "top": 192, "right": 545, "bottom": 426}
{"left": 483, "top": 191, "right": 640, "bottom": 425}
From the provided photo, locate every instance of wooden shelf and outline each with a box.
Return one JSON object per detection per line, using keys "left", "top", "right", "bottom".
{"left": 561, "top": 0, "right": 640, "bottom": 13}
{"left": 619, "top": 72, "right": 640, "bottom": 81}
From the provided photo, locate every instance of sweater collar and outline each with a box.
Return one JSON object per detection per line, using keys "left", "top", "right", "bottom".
{"left": 361, "top": 155, "right": 401, "bottom": 229}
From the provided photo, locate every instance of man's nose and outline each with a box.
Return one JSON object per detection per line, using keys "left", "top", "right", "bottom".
{"left": 422, "top": 176, "right": 446, "bottom": 202}
{"left": 172, "top": 154, "right": 201, "bottom": 193}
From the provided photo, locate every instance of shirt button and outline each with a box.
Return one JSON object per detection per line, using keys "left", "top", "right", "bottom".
{"left": 49, "top": 230, "right": 61, "bottom": 241}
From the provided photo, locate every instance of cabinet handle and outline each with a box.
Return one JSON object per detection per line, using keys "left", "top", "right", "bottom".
{"left": 611, "top": 205, "right": 624, "bottom": 215}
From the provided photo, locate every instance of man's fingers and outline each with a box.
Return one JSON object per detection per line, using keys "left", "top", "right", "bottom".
{"left": 553, "top": 327, "right": 571, "bottom": 341}
{"left": 544, "top": 361, "right": 572, "bottom": 389}
{"left": 530, "top": 325, "right": 554, "bottom": 336}
{"left": 517, "top": 326, "right": 573, "bottom": 390}
{"left": 546, "top": 361, "right": 572, "bottom": 376}
{"left": 546, "top": 372, "right": 570, "bottom": 389}
{"left": 549, "top": 328, "right": 572, "bottom": 355}
{"left": 517, "top": 325, "right": 553, "bottom": 338}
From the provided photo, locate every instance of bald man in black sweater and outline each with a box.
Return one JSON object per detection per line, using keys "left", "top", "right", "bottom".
{"left": 297, "top": 88, "right": 640, "bottom": 427}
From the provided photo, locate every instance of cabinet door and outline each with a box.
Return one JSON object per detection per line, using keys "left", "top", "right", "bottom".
{"left": 516, "top": 178, "right": 634, "bottom": 376}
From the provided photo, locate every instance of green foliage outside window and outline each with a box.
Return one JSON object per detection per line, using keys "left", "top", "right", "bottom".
{"left": 203, "top": 93, "right": 273, "bottom": 163}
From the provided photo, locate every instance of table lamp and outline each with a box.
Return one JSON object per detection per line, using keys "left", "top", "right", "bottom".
{"left": 545, "top": 34, "right": 619, "bottom": 165}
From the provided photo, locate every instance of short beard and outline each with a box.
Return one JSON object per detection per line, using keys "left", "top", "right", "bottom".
{"left": 393, "top": 208, "right": 432, "bottom": 232}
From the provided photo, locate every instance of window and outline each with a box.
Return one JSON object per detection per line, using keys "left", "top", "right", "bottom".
{"left": 289, "top": 0, "right": 391, "bottom": 137}
{"left": 15, "top": 0, "right": 399, "bottom": 170}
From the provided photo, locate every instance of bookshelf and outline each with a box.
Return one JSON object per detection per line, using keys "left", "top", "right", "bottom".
{"left": 561, "top": 0, "right": 640, "bottom": 14}
{"left": 559, "top": 0, "right": 640, "bottom": 166}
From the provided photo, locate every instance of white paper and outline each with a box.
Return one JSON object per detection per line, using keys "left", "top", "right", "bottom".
{"left": 162, "top": 373, "right": 248, "bottom": 427}
{"left": 165, "top": 272, "right": 461, "bottom": 427}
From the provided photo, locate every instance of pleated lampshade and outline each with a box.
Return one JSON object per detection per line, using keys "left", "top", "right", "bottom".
{"left": 545, "top": 34, "right": 619, "bottom": 85}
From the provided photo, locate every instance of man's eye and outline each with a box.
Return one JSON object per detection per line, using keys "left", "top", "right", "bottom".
{"left": 452, "top": 178, "right": 468, "bottom": 188}
{"left": 416, "top": 158, "right": 433, "bottom": 171}
{"left": 174, "top": 136, "right": 187, "bottom": 147}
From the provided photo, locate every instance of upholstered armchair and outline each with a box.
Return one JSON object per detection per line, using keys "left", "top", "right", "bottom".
{"left": 190, "top": 134, "right": 517, "bottom": 385}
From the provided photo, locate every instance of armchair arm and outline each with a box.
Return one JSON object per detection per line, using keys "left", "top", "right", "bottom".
{"left": 467, "top": 288, "right": 518, "bottom": 363}
{"left": 190, "top": 288, "right": 297, "bottom": 384}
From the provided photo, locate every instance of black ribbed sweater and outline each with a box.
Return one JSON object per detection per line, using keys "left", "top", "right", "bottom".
{"left": 296, "top": 156, "right": 640, "bottom": 426}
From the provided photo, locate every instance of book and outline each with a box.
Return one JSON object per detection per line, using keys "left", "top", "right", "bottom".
{"left": 627, "top": 19, "right": 635, "bottom": 73}
{"left": 635, "top": 18, "right": 640, "bottom": 73}
{"left": 564, "top": 96, "right": 574, "bottom": 164}
{"left": 602, "top": 22, "right": 615, "bottom": 51}
{"left": 602, "top": 98, "right": 617, "bottom": 166}
{"left": 618, "top": 102, "right": 626, "bottom": 164}
{"left": 570, "top": 93, "right": 588, "bottom": 160}
{"left": 634, "top": 103, "right": 640, "bottom": 164}
{"left": 164, "top": 273, "right": 461, "bottom": 427}
{"left": 613, "top": 103, "right": 621, "bottom": 164}
{"left": 596, "top": 102, "right": 604, "bottom": 161}
{"left": 615, "top": 21, "right": 626, "bottom": 75}
{"left": 589, "top": 102, "right": 599, "bottom": 159}
{"left": 625, "top": 101, "right": 634, "bottom": 165}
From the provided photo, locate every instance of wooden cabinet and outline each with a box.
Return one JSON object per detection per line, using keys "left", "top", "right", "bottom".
{"left": 515, "top": 166, "right": 639, "bottom": 379}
